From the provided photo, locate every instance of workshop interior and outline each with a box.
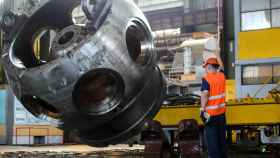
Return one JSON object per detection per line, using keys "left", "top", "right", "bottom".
{"left": 0, "top": 0, "right": 279, "bottom": 157}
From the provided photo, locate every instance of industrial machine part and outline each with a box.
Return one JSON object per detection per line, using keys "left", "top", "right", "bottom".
{"left": 270, "top": 89, "right": 280, "bottom": 103}
{"left": 141, "top": 120, "right": 170, "bottom": 158}
{"left": 175, "top": 119, "right": 201, "bottom": 158}
{"left": 261, "top": 126, "right": 280, "bottom": 144}
{"left": 164, "top": 94, "right": 200, "bottom": 106}
{"left": 155, "top": 96, "right": 280, "bottom": 154}
{"left": 1, "top": 0, "right": 165, "bottom": 146}
{"left": 156, "top": 97, "right": 280, "bottom": 126}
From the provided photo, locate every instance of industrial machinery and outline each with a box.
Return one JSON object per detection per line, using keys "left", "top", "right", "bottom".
{"left": 154, "top": 87, "right": 280, "bottom": 156}
{"left": 0, "top": 0, "right": 165, "bottom": 147}
{"left": 1, "top": 0, "right": 279, "bottom": 157}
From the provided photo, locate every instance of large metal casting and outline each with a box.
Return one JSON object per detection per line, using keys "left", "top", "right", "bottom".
{"left": 1, "top": 0, "right": 165, "bottom": 146}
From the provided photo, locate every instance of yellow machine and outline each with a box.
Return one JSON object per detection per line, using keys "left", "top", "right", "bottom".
{"left": 155, "top": 80, "right": 280, "bottom": 126}
{"left": 155, "top": 80, "right": 280, "bottom": 147}
{"left": 156, "top": 97, "right": 280, "bottom": 126}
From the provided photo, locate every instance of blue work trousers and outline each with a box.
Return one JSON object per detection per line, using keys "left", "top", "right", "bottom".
{"left": 205, "top": 114, "right": 227, "bottom": 158}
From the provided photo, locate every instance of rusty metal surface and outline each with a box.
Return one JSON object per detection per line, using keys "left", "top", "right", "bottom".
{"left": 0, "top": 0, "right": 165, "bottom": 147}
{"left": 175, "top": 120, "right": 202, "bottom": 158}
{"left": 141, "top": 120, "right": 171, "bottom": 158}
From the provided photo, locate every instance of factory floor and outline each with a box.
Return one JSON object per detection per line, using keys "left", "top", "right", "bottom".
{"left": 0, "top": 145, "right": 275, "bottom": 158}
{"left": 0, "top": 145, "right": 144, "bottom": 158}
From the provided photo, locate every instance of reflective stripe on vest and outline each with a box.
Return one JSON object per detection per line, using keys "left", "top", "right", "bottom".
{"left": 205, "top": 103, "right": 226, "bottom": 111}
{"left": 208, "top": 93, "right": 226, "bottom": 101}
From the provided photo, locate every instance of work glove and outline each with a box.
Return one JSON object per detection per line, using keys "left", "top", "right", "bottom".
{"left": 200, "top": 108, "right": 211, "bottom": 124}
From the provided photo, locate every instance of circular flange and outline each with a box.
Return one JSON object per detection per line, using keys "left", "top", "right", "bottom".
{"left": 73, "top": 68, "right": 125, "bottom": 116}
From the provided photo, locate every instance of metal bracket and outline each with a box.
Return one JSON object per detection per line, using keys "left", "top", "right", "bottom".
{"left": 1, "top": 11, "right": 16, "bottom": 32}
{"left": 260, "top": 128, "right": 280, "bottom": 144}
{"left": 81, "top": 0, "right": 112, "bottom": 30}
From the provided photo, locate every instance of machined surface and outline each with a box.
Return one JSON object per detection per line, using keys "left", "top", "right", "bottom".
{"left": 1, "top": 0, "right": 165, "bottom": 146}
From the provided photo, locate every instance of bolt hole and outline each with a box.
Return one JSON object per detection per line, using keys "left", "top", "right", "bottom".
{"left": 126, "top": 19, "right": 153, "bottom": 66}
{"left": 73, "top": 69, "right": 125, "bottom": 115}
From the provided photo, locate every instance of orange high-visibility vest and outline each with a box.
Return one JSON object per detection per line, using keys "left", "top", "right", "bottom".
{"left": 203, "top": 72, "right": 226, "bottom": 116}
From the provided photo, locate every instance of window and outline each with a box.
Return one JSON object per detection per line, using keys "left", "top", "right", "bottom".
{"left": 272, "top": 9, "right": 280, "bottom": 27}
{"left": 242, "top": 64, "right": 280, "bottom": 85}
{"left": 241, "top": 0, "right": 270, "bottom": 12}
{"left": 241, "top": 0, "right": 280, "bottom": 31}
{"left": 16, "top": 107, "right": 24, "bottom": 111}
{"left": 272, "top": 0, "right": 280, "bottom": 9}
{"left": 241, "top": 11, "right": 271, "bottom": 31}
{"left": 16, "top": 118, "right": 25, "bottom": 121}
{"left": 242, "top": 65, "right": 272, "bottom": 85}
{"left": 190, "top": 0, "right": 217, "bottom": 11}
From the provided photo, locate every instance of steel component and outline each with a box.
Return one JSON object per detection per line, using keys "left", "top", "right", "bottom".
{"left": 141, "top": 120, "right": 170, "bottom": 158}
{"left": 261, "top": 126, "right": 280, "bottom": 144}
{"left": 1, "top": 0, "right": 165, "bottom": 146}
{"left": 1, "top": 11, "right": 16, "bottom": 31}
{"left": 175, "top": 119, "right": 201, "bottom": 158}
{"left": 81, "top": 0, "right": 112, "bottom": 30}
{"left": 155, "top": 99, "right": 280, "bottom": 126}
{"left": 270, "top": 89, "right": 280, "bottom": 103}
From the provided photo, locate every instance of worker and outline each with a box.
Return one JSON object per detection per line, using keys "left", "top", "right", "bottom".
{"left": 200, "top": 52, "right": 227, "bottom": 158}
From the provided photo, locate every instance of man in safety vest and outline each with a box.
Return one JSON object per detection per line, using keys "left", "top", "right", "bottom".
{"left": 200, "top": 54, "right": 227, "bottom": 158}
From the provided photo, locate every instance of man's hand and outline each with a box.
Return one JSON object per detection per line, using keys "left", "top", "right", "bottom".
{"left": 200, "top": 108, "right": 211, "bottom": 124}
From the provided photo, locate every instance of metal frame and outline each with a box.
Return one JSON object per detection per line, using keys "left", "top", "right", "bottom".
{"left": 241, "top": 63, "right": 280, "bottom": 85}
{"left": 236, "top": 64, "right": 279, "bottom": 98}
{"left": 234, "top": 0, "right": 242, "bottom": 98}
{"left": 236, "top": 58, "right": 280, "bottom": 65}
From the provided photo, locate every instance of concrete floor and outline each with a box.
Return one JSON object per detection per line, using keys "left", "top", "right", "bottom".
{"left": 0, "top": 144, "right": 144, "bottom": 153}
{"left": 0, "top": 145, "right": 144, "bottom": 158}
{"left": 0, "top": 145, "right": 275, "bottom": 158}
